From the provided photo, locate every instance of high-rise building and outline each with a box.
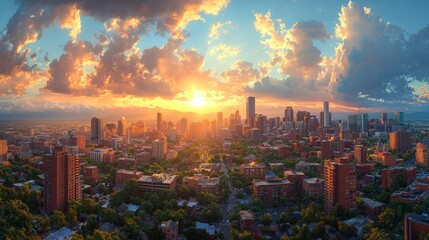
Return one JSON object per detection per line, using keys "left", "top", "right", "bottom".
{"left": 361, "top": 113, "right": 369, "bottom": 132}
{"left": 157, "top": 113, "right": 163, "bottom": 132}
{"left": 395, "top": 112, "right": 404, "bottom": 124}
{"left": 389, "top": 131, "right": 411, "bottom": 151}
{"left": 296, "top": 111, "right": 310, "bottom": 122}
{"left": 44, "top": 146, "right": 81, "bottom": 212}
{"left": 354, "top": 145, "right": 367, "bottom": 163}
{"left": 0, "top": 140, "right": 7, "bottom": 161}
{"left": 381, "top": 113, "right": 388, "bottom": 131}
{"left": 235, "top": 110, "right": 241, "bottom": 124}
{"left": 324, "top": 158, "right": 356, "bottom": 214}
{"left": 348, "top": 114, "right": 357, "bottom": 132}
{"left": 254, "top": 114, "right": 267, "bottom": 134}
{"left": 90, "top": 117, "right": 104, "bottom": 142}
{"left": 347, "top": 114, "right": 368, "bottom": 132}
{"left": 323, "top": 101, "right": 329, "bottom": 128}
{"left": 416, "top": 143, "right": 429, "bottom": 167}
{"left": 118, "top": 116, "right": 127, "bottom": 136}
{"left": 320, "top": 111, "right": 332, "bottom": 129}
{"left": 217, "top": 112, "right": 223, "bottom": 131}
{"left": 284, "top": 106, "right": 293, "bottom": 123}
{"left": 246, "top": 97, "right": 255, "bottom": 128}
{"left": 152, "top": 137, "right": 167, "bottom": 160}
{"left": 404, "top": 213, "right": 429, "bottom": 240}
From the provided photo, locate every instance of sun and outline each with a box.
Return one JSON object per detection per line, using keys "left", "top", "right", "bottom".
{"left": 190, "top": 91, "right": 207, "bottom": 108}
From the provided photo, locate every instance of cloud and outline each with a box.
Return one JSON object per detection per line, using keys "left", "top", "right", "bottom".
{"left": 0, "top": 0, "right": 230, "bottom": 97}
{"left": 209, "top": 43, "right": 240, "bottom": 60}
{"left": 331, "top": 1, "right": 416, "bottom": 107}
{"left": 208, "top": 21, "right": 232, "bottom": 43}
{"left": 248, "top": 2, "right": 429, "bottom": 109}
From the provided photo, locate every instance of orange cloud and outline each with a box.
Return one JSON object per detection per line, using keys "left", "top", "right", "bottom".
{"left": 209, "top": 43, "right": 240, "bottom": 60}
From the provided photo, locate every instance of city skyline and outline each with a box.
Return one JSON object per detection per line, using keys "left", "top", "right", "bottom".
{"left": 1, "top": 0, "right": 429, "bottom": 119}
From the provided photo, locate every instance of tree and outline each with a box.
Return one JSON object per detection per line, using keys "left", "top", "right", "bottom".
{"left": 66, "top": 208, "right": 78, "bottom": 227}
{"left": 88, "top": 230, "right": 122, "bottom": 240}
{"left": 202, "top": 202, "right": 222, "bottom": 223}
{"left": 197, "top": 192, "right": 218, "bottom": 205}
{"left": 365, "top": 227, "right": 390, "bottom": 240}
{"left": 278, "top": 212, "right": 288, "bottom": 224}
{"left": 85, "top": 214, "right": 99, "bottom": 234}
{"left": 231, "top": 231, "right": 254, "bottom": 240}
{"left": 100, "top": 208, "right": 117, "bottom": 223}
{"left": 420, "top": 232, "right": 429, "bottom": 240}
{"left": 37, "top": 215, "right": 51, "bottom": 232}
{"left": 261, "top": 212, "right": 272, "bottom": 227}
{"left": 123, "top": 217, "right": 140, "bottom": 239}
{"left": 294, "top": 224, "right": 311, "bottom": 240}
{"left": 0, "top": 199, "right": 35, "bottom": 237}
{"left": 50, "top": 210, "right": 67, "bottom": 229}
{"left": 378, "top": 208, "right": 395, "bottom": 230}
{"left": 177, "top": 185, "right": 192, "bottom": 199}
{"left": 301, "top": 204, "right": 320, "bottom": 223}
{"left": 338, "top": 221, "right": 357, "bottom": 239}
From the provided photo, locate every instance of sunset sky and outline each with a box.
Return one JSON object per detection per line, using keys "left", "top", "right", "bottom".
{"left": 1, "top": 0, "right": 429, "bottom": 120}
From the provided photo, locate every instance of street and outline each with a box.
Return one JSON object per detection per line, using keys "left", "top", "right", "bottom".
{"left": 217, "top": 163, "right": 238, "bottom": 240}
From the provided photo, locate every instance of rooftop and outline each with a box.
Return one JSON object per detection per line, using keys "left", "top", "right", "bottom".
{"left": 254, "top": 179, "right": 290, "bottom": 186}
{"left": 304, "top": 178, "right": 324, "bottom": 184}
{"left": 44, "top": 227, "right": 74, "bottom": 240}
{"left": 284, "top": 170, "right": 305, "bottom": 176}
{"left": 195, "top": 221, "right": 215, "bottom": 235}
{"left": 360, "top": 197, "right": 385, "bottom": 209}
{"left": 240, "top": 210, "right": 255, "bottom": 220}
{"left": 139, "top": 173, "right": 177, "bottom": 184}
{"left": 405, "top": 213, "right": 429, "bottom": 224}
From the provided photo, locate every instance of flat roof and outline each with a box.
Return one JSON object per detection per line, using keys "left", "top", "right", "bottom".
{"left": 44, "top": 227, "right": 74, "bottom": 240}
{"left": 254, "top": 179, "right": 290, "bottom": 186}
{"left": 139, "top": 173, "right": 177, "bottom": 184}
{"left": 304, "top": 178, "right": 324, "bottom": 184}
{"left": 360, "top": 197, "right": 384, "bottom": 209}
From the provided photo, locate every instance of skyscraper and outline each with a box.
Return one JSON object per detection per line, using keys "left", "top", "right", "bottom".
{"left": 217, "top": 112, "right": 223, "bottom": 130}
{"left": 323, "top": 101, "right": 329, "bottom": 128}
{"left": 91, "top": 117, "right": 104, "bottom": 142}
{"left": 284, "top": 106, "right": 293, "bottom": 122}
{"left": 118, "top": 116, "right": 127, "bottom": 136}
{"left": 246, "top": 97, "right": 255, "bottom": 128}
{"left": 348, "top": 114, "right": 357, "bottom": 132}
{"left": 381, "top": 113, "right": 388, "bottom": 131}
{"left": 157, "top": 113, "right": 163, "bottom": 132}
{"left": 416, "top": 143, "right": 429, "bottom": 167}
{"left": 324, "top": 158, "right": 356, "bottom": 214}
{"left": 44, "top": 146, "right": 81, "bottom": 212}
{"left": 320, "top": 111, "right": 332, "bottom": 129}
{"left": 389, "top": 131, "right": 411, "bottom": 151}
{"left": 395, "top": 112, "right": 404, "bottom": 124}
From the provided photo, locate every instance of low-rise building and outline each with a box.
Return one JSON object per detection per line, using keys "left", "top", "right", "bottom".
{"left": 183, "top": 174, "right": 220, "bottom": 196}
{"left": 303, "top": 178, "right": 324, "bottom": 198}
{"left": 381, "top": 166, "right": 417, "bottom": 190}
{"left": 138, "top": 173, "right": 177, "bottom": 192}
{"left": 115, "top": 169, "right": 144, "bottom": 185}
{"left": 241, "top": 163, "right": 266, "bottom": 180}
{"left": 161, "top": 220, "right": 178, "bottom": 240}
{"left": 360, "top": 197, "right": 385, "bottom": 217}
{"left": 85, "top": 166, "right": 99, "bottom": 181}
{"left": 239, "top": 210, "right": 255, "bottom": 232}
{"left": 284, "top": 170, "right": 305, "bottom": 194}
{"left": 253, "top": 178, "right": 291, "bottom": 205}
{"left": 404, "top": 213, "right": 429, "bottom": 240}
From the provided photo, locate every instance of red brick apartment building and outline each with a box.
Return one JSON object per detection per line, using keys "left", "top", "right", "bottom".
{"left": 44, "top": 146, "right": 81, "bottom": 212}
{"left": 241, "top": 163, "right": 266, "bottom": 180}
{"left": 324, "top": 158, "right": 356, "bottom": 214}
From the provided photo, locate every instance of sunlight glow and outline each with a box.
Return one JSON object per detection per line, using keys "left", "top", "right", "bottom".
{"left": 190, "top": 91, "right": 207, "bottom": 108}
